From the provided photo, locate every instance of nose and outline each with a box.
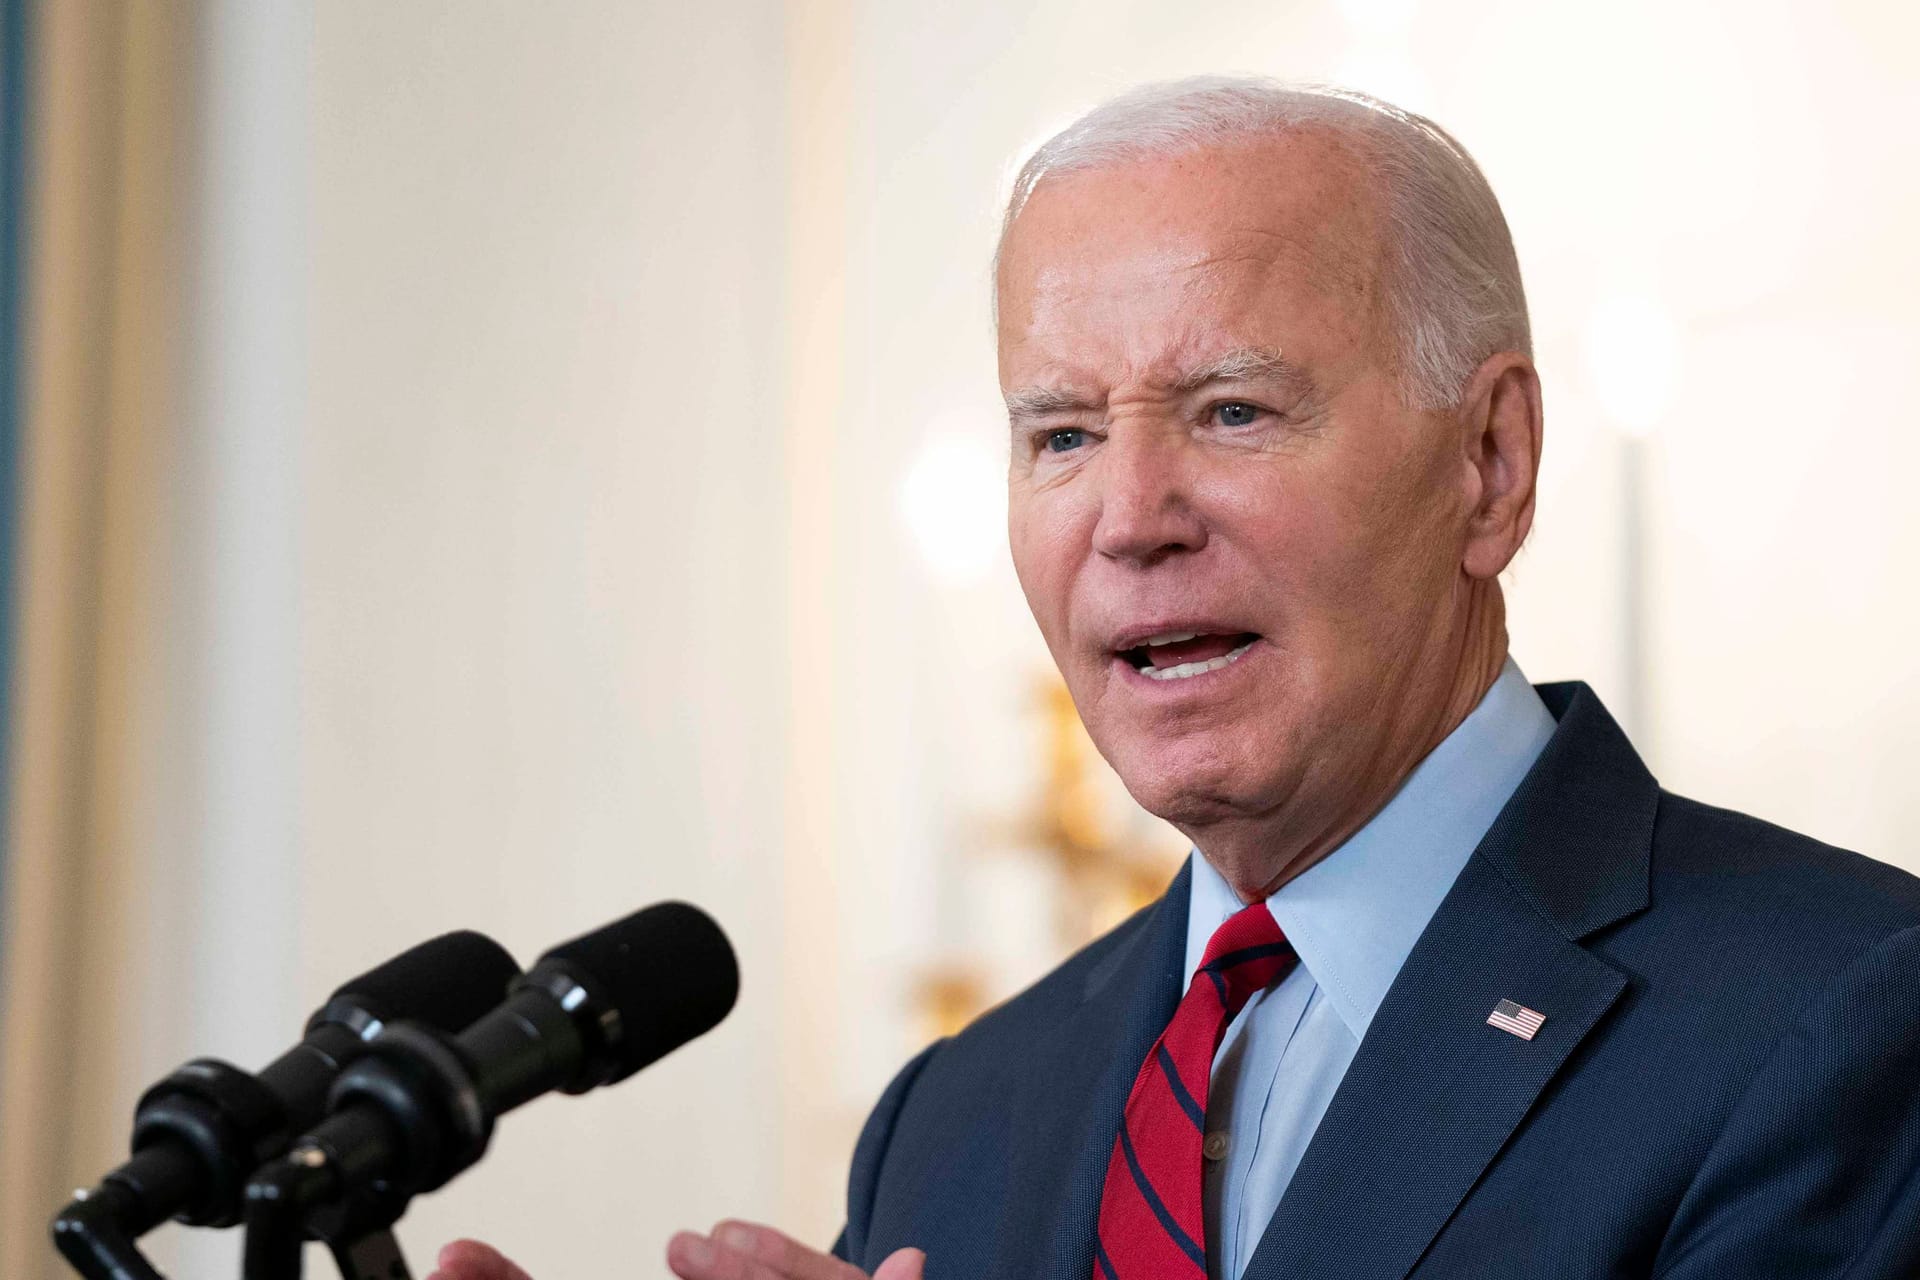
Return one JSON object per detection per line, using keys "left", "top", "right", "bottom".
{"left": 1090, "top": 430, "right": 1207, "bottom": 565}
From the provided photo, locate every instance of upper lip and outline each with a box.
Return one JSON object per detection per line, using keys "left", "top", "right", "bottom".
{"left": 1105, "top": 619, "right": 1260, "bottom": 652}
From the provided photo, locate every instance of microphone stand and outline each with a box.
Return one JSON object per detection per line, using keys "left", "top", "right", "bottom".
{"left": 47, "top": 1058, "right": 418, "bottom": 1280}
{"left": 243, "top": 1145, "right": 417, "bottom": 1280}
{"left": 51, "top": 1180, "right": 168, "bottom": 1280}
{"left": 50, "top": 1151, "right": 414, "bottom": 1280}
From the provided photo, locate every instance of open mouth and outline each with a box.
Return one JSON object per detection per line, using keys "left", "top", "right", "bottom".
{"left": 1117, "top": 631, "right": 1261, "bottom": 682}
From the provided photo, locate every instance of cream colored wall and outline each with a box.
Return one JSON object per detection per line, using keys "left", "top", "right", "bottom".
{"left": 304, "top": 1, "right": 790, "bottom": 1271}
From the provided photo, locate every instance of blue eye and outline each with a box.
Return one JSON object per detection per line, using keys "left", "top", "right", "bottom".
{"left": 1046, "top": 429, "right": 1086, "bottom": 453}
{"left": 1214, "top": 401, "right": 1261, "bottom": 427}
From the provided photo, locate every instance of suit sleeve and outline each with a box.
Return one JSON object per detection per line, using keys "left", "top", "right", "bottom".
{"left": 832, "top": 1038, "right": 946, "bottom": 1266}
{"left": 1654, "top": 923, "right": 1920, "bottom": 1279}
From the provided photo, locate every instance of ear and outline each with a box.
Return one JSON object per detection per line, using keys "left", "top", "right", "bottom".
{"left": 1456, "top": 352, "right": 1543, "bottom": 580}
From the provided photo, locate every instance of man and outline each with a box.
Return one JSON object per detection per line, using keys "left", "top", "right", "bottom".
{"left": 436, "top": 78, "right": 1920, "bottom": 1280}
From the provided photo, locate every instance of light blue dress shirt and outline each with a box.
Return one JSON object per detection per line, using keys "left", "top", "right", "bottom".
{"left": 1184, "top": 658, "right": 1557, "bottom": 1280}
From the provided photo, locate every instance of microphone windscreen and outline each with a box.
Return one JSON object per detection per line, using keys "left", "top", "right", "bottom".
{"left": 323, "top": 930, "right": 521, "bottom": 1034}
{"left": 540, "top": 901, "right": 739, "bottom": 1081}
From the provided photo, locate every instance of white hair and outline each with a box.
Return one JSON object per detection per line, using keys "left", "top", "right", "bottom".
{"left": 1000, "top": 77, "right": 1530, "bottom": 410}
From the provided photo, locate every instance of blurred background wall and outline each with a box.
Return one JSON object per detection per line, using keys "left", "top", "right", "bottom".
{"left": 2, "top": 1, "right": 1916, "bottom": 1277}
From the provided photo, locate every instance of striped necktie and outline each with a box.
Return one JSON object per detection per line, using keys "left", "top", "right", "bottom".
{"left": 1092, "top": 900, "right": 1297, "bottom": 1280}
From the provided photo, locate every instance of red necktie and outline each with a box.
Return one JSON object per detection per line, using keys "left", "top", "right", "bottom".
{"left": 1092, "top": 900, "right": 1298, "bottom": 1279}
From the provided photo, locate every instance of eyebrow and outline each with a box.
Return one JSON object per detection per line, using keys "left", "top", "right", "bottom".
{"left": 1005, "top": 346, "right": 1312, "bottom": 423}
{"left": 1004, "top": 385, "right": 1098, "bottom": 419}
{"left": 1169, "top": 346, "right": 1311, "bottom": 395}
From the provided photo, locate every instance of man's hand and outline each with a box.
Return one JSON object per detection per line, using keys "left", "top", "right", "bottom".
{"left": 668, "top": 1221, "right": 924, "bottom": 1280}
{"left": 427, "top": 1240, "right": 533, "bottom": 1280}
{"left": 424, "top": 1225, "right": 925, "bottom": 1280}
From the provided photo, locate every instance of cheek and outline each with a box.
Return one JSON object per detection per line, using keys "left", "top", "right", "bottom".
{"left": 1007, "top": 487, "right": 1082, "bottom": 639}
{"left": 1207, "top": 451, "right": 1452, "bottom": 624}
{"left": 1319, "top": 461, "right": 1468, "bottom": 628}
{"left": 1373, "top": 444, "right": 1471, "bottom": 572}
{"left": 1209, "top": 470, "right": 1353, "bottom": 588}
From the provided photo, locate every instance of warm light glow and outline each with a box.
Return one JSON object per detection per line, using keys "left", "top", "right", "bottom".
{"left": 1331, "top": 49, "right": 1435, "bottom": 117}
{"left": 1582, "top": 291, "right": 1683, "bottom": 438}
{"left": 900, "top": 432, "right": 1007, "bottom": 585}
{"left": 1335, "top": 0, "right": 1419, "bottom": 36}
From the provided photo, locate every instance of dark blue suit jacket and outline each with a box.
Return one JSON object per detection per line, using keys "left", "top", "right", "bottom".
{"left": 834, "top": 682, "right": 1920, "bottom": 1278}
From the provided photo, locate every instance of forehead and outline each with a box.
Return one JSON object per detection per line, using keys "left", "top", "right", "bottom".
{"left": 996, "top": 132, "right": 1385, "bottom": 388}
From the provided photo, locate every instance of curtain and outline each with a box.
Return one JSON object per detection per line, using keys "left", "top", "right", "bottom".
{"left": 0, "top": 5, "right": 198, "bottom": 1275}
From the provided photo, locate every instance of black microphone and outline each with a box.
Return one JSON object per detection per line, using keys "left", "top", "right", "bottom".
{"left": 52, "top": 930, "right": 520, "bottom": 1278}
{"left": 250, "top": 902, "right": 737, "bottom": 1216}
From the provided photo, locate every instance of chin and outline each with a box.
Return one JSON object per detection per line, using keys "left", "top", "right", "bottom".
{"left": 1104, "top": 731, "right": 1292, "bottom": 830}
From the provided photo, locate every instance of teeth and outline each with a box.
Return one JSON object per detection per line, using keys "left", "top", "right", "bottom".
{"left": 1142, "top": 631, "right": 1199, "bottom": 646}
{"left": 1141, "top": 640, "right": 1255, "bottom": 681}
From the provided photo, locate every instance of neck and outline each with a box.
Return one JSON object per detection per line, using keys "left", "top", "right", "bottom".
{"left": 1193, "top": 581, "right": 1510, "bottom": 902}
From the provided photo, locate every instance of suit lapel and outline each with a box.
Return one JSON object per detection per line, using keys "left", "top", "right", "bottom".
{"left": 1243, "top": 681, "right": 1656, "bottom": 1280}
{"left": 989, "top": 862, "right": 1191, "bottom": 1280}
{"left": 1242, "top": 855, "right": 1627, "bottom": 1280}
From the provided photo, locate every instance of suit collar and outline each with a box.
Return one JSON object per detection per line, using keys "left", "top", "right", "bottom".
{"left": 1479, "top": 680, "right": 1657, "bottom": 941}
{"left": 1244, "top": 857, "right": 1630, "bottom": 1280}
{"left": 1241, "top": 678, "right": 1654, "bottom": 1280}
{"left": 1083, "top": 857, "right": 1191, "bottom": 1002}
{"left": 986, "top": 860, "right": 1191, "bottom": 1280}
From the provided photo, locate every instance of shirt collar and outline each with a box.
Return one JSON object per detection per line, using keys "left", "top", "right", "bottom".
{"left": 1183, "top": 657, "right": 1558, "bottom": 1039}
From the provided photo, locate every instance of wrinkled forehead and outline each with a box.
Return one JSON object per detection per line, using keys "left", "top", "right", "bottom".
{"left": 995, "top": 135, "right": 1387, "bottom": 381}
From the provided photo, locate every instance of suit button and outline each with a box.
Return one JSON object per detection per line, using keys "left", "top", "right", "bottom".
{"left": 1203, "top": 1132, "right": 1230, "bottom": 1161}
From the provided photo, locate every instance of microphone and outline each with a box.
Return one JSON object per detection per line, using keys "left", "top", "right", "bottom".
{"left": 52, "top": 930, "right": 520, "bottom": 1277}
{"left": 248, "top": 902, "right": 737, "bottom": 1217}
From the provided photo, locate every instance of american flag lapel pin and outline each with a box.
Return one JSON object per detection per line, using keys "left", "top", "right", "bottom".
{"left": 1487, "top": 999, "right": 1547, "bottom": 1041}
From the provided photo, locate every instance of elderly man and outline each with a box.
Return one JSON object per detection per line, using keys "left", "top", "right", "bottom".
{"left": 439, "top": 78, "right": 1920, "bottom": 1280}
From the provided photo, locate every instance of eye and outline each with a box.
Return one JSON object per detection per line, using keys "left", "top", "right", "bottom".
{"left": 1045, "top": 428, "right": 1086, "bottom": 453}
{"left": 1212, "top": 401, "right": 1263, "bottom": 428}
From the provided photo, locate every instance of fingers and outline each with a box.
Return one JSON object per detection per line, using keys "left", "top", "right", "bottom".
{"left": 665, "top": 1221, "right": 871, "bottom": 1280}
{"left": 872, "top": 1248, "right": 926, "bottom": 1280}
{"left": 433, "top": 1221, "right": 920, "bottom": 1280}
{"left": 426, "top": 1240, "right": 535, "bottom": 1280}
{"left": 666, "top": 1228, "right": 790, "bottom": 1280}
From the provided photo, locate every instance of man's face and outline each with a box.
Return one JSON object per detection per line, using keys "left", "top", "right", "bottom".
{"left": 999, "top": 133, "right": 1478, "bottom": 852}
